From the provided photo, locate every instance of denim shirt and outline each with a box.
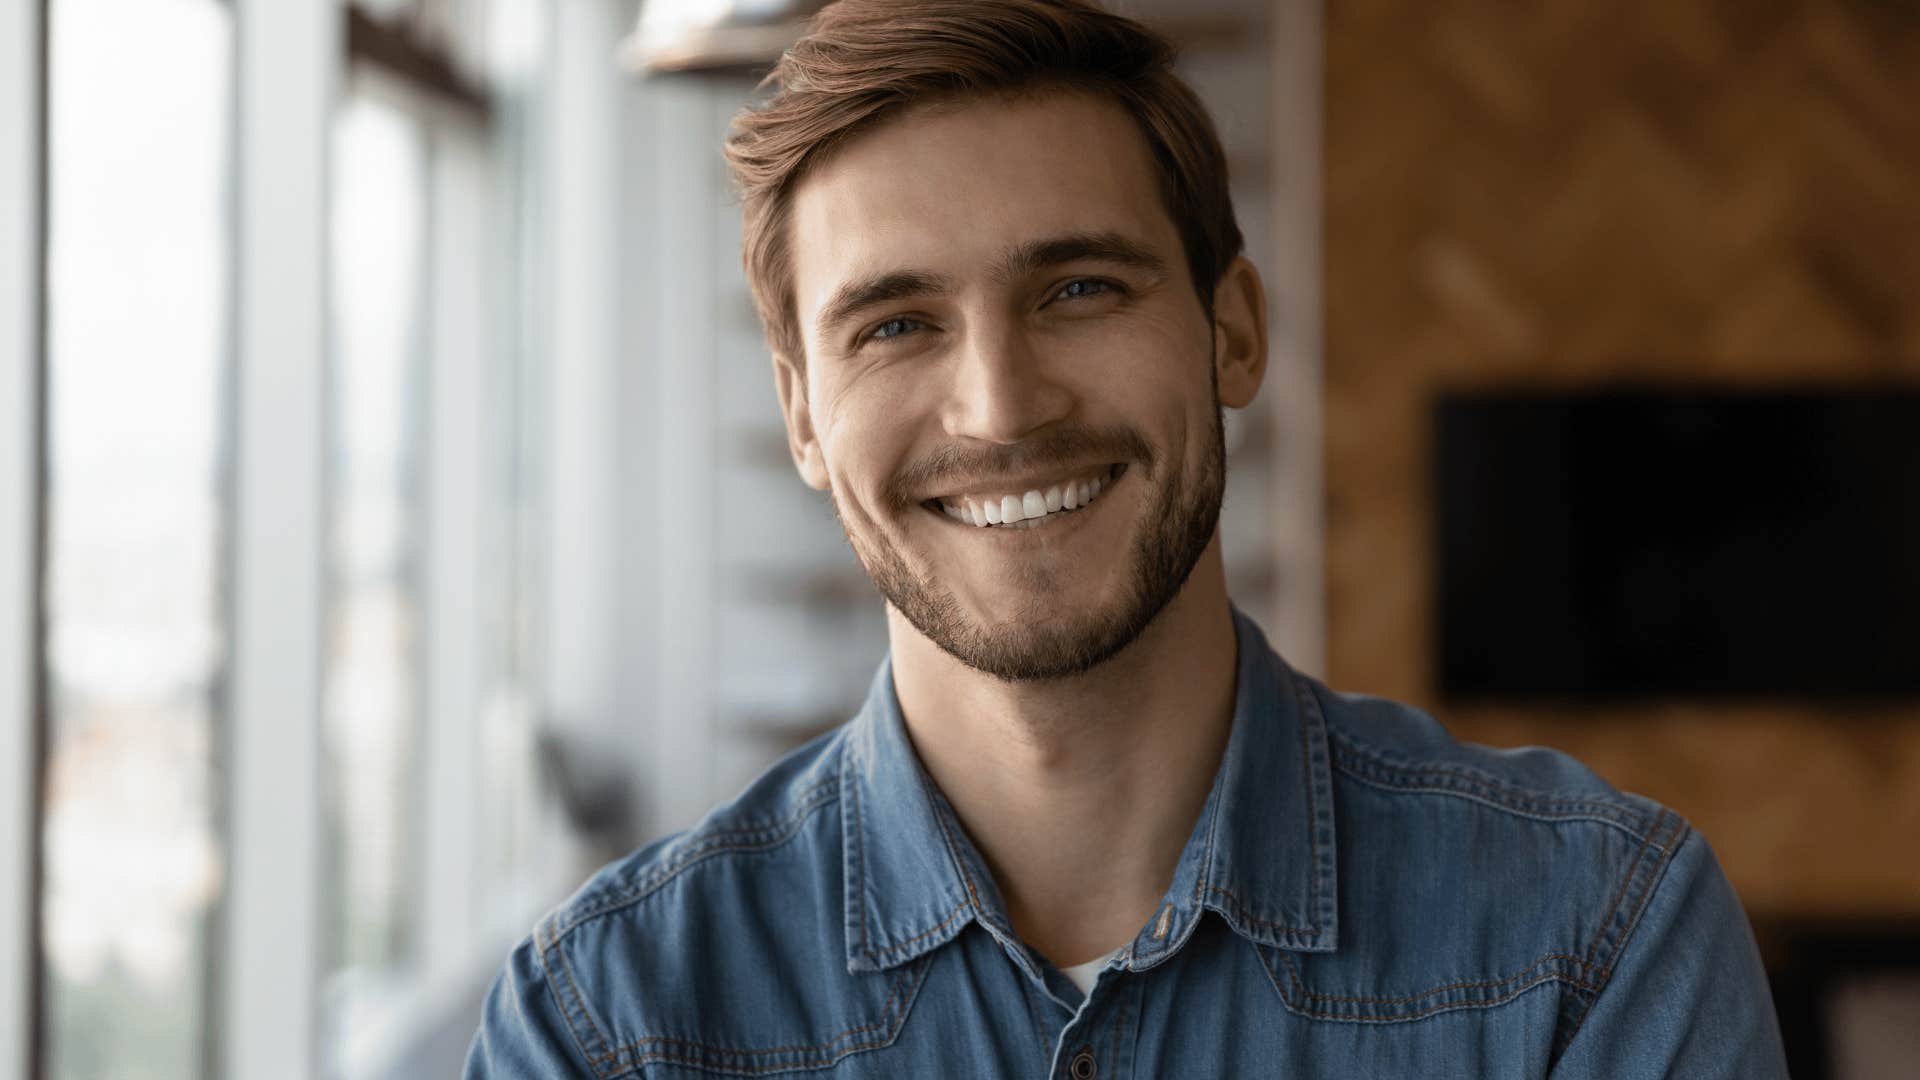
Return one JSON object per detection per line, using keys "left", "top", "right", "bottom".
{"left": 468, "top": 613, "right": 1787, "bottom": 1078}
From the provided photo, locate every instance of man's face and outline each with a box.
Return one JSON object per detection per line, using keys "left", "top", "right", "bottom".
{"left": 779, "top": 92, "right": 1250, "bottom": 681}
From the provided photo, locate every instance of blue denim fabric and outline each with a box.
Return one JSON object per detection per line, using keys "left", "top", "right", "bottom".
{"left": 467, "top": 612, "right": 1787, "bottom": 1078}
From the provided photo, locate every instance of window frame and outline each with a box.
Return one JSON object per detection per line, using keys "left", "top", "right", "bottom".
{"left": 0, "top": 2, "right": 47, "bottom": 1078}
{"left": 223, "top": 0, "right": 337, "bottom": 1076}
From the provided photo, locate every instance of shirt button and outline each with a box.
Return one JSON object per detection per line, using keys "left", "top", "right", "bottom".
{"left": 1068, "top": 1047, "right": 1097, "bottom": 1079}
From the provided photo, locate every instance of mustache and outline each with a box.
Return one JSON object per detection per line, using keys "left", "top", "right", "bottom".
{"left": 884, "top": 424, "right": 1158, "bottom": 507}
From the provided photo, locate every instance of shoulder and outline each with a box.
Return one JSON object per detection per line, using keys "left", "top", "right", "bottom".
{"left": 505, "top": 728, "right": 859, "bottom": 1064}
{"left": 1277, "top": 671, "right": 1696, "bottom": 1042}
{"left": 541, "top": 725, "right": 849, "bottom": 947}
{"left": 475, "top": 726, "right": 929, "bottom": 1075}
{"left": 1305, "top": 675, "right": 1677, "bottom": 845}
{"left": 540, "top": 724, "right": 849, "bottom": 956}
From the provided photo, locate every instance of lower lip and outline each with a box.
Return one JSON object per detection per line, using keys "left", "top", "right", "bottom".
{"left": 922, "top": 464, "right": 1128, "bottom": 536}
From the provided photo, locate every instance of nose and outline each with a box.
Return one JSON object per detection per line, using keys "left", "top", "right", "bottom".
{"left": 940, "top": 318, "right": 1074, "bottom": 444}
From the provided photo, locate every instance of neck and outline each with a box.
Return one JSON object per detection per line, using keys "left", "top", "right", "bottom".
{"left": 887, "top": 537, "right": 1239, "bottom": 969}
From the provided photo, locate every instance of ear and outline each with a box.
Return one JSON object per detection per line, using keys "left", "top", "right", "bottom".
{"left": 771, "top": 351, "right": 831, "bottom": 491}
{"left": 1210, "top": 256, "right": 1268, "bottom": 409}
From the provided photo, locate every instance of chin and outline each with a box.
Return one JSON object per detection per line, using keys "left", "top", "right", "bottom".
{"left": 855, "top": 419, "right": 1225, "bottom": 683}
{"left": 966, "top": 596, "right": 1101, "bottom": 638}
{"left": 955, "top": 615, "right": 1146, "bottom": 683}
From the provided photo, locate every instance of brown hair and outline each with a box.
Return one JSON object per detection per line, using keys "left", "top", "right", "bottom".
{"left": 724, "top": 0, "right": 1243, "bottom": 365}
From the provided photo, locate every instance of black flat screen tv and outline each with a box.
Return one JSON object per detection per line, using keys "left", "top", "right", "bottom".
{"left": 1435, "top": 389, "right": 1920, "bottom": 701}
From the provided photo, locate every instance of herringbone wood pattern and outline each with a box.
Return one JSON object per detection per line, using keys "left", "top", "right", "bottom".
{"left": 1324, "top": 0, "right": 1920, "bottom": 916}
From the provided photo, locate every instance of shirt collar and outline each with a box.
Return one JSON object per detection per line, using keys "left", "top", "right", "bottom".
{"left": 840, "top": 658, "right": 1004, "bottom": 974}
{"left": 840, "top": 608, "right": 1339, "bottom": 975}
{"left": 1128, "top": 610, "right": 1340, "bottom": 967}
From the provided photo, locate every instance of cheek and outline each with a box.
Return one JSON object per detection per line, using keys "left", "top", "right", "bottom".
{"left": 817, "top": 381, "right": 925, "bottom": 512}
{"left": 1067, "top": 303, "right": 1208, "bottom": 380}
{"left": 1067, "top": 321, "right": 1211, "bottom": 434}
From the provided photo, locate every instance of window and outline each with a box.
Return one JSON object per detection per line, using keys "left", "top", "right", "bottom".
{"left": 39, "top": 1, "right": 232, "bottom": 1078}
{"left": 321, "top": 6, "right": 557, "bottom": 1067}
{"left": 325, "top": 89, "right": 430, "bottom": 981}
{"left": 16, "top": 2, "right": 572, "bottom": 1075}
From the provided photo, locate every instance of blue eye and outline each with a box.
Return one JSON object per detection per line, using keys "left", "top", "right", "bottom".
{"left": 869, "top": 316, "right": 921, "bottom": 342}
{"left": 1055, "top": 278, "right": 1115, "bottom": 301}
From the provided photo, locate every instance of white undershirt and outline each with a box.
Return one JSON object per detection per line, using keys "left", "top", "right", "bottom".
{"left": 1060, "top": 948, "right": 1123, "bottom": 996}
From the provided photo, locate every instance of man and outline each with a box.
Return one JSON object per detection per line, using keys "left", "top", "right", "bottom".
{"left": 469, "top": 2, "right": 1788, "bottom": 1076}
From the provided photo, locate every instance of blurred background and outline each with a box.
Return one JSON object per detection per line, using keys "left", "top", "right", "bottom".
{"left": 0, "top": 0, "right": 1914, "bottom": 1077}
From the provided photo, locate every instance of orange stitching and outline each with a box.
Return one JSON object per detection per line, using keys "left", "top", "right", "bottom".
{"left": 588, "top": 959, "right": 924, "bottom": 1070}
{"left": 604, "top": 1024, "right": 889, "bottom": 1060}
{"left": 1335, "top": 772, "right": 1648, "bottom": 830}
{"left": 1201, "top": 884, "right": 1311, "bottom": 934}
{"left": 1271, "top": 949, "right": 1599, "bottom": 1021}
{"left": 1295, "top": 672, "right": 1325, "bottom": 930}
{"left": 625, "top": 1037, "right": 895, "bottom": 1074}
{"left": 591, "top": 967, "right": 907, "bottom": 1062}
{"left": 870, "top": 901, "right": 970, "bottom": 960}
{"left": 555, "top": 779, "right": 840, "bottom": 939}
{"left": 1268, "top": 948, "right": 1600, "bottom": 1016}
{"left": 1196, "top": 671, "right": 1331, "bottom": 946}
{"left": 847, "top": 753, "right": 871, "bottom": 956}
{"left": 1281, "top": 950, "right": 1305, "bottom": 999}
{"left": 1298, "top": 973, "right": 1583, "bottom": 1023}
{"left": 1290, "top": 954, "right": 1603, "bottom": 1005}
{"left": 631, "top": 779, "right": 838, "bottom": 881}
{"left": 927, "top": 790, "right": 984, "bottom": 914}
{"left": 1559, "top": 822, "right": 1692, "bottom": 1052}
{"left": 856, "top": 756, "right": 978, "bottom": 964}
{"left": 1581, "top": 812, "right": 1684, "bottom": 974}
{"left": 1327, "top": 736, "right": 1652, "bottom": 831}
{"left": 542, "top": 924, "right": 612, "bottom": 1064}
{"left": 532, "top": 923, "right": 609, "bottom": 1071}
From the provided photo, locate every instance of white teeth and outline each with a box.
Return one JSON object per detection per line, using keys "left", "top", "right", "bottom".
{"left": 936, "top": 467, "right": 1122, "bottom": 528}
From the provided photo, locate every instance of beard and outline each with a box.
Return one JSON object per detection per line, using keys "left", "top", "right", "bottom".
{"left": 832, "top": 399, "right": 1227, "bottom": 683}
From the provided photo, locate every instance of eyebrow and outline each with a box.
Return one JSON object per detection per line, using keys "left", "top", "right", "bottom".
{"left": 816, "top": 269, "right": 954, "bottom": 341}
{"left": 995, "top": 230, "right": 1169, "bottom": 282}
{"left": 813, "top": 231, "right": 1169, "bottom": 340}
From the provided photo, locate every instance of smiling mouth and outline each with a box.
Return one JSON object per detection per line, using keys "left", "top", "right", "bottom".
{"left": 921, "top": 464, "right": 1126, "bottom": 529}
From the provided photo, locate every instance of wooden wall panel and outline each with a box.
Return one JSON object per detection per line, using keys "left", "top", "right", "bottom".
{"left": 1324, "top": 0, "right": 1920, "bottom": 917}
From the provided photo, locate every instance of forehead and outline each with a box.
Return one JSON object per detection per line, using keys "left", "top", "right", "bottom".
{"left": 787, "top": 92, "right": 1180, "bottom": 318}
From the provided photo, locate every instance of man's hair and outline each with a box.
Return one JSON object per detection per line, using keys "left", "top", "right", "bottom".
{"left": 724, "top": 0, "right": 1244, "bottom": 365}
